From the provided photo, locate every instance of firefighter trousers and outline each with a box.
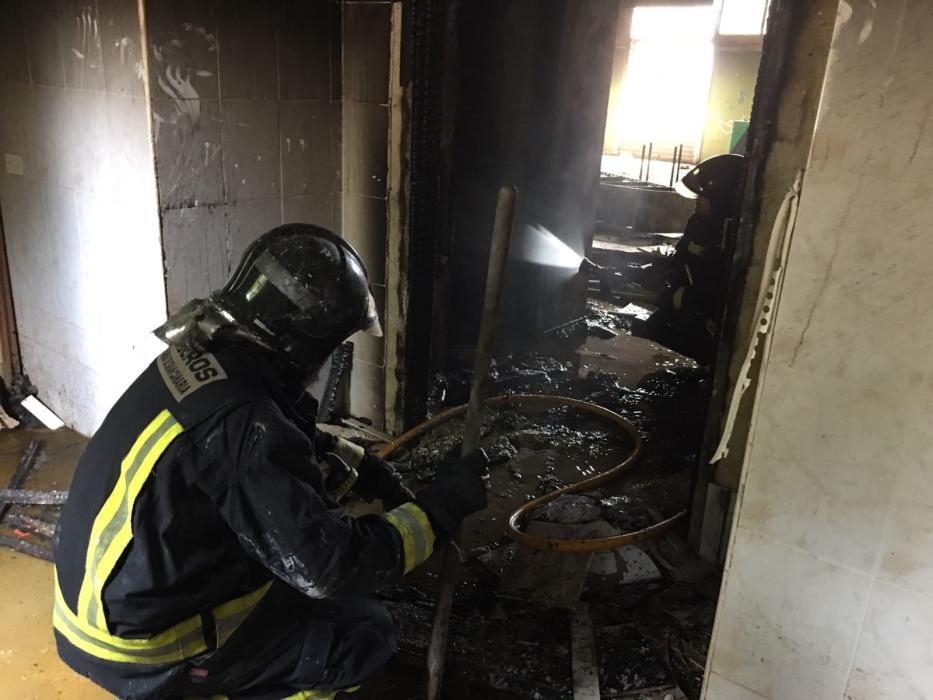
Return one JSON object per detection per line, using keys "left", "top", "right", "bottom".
{"left": 174, "top": 582, "right": 397, "bottom": 700}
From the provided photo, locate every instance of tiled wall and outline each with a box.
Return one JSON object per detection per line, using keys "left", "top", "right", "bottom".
{"left": 705, "top": 1, "right": 933, "bottom": 697}
{"left": 0, "top": 0, "right": 165, "bottom": 435}
{"left": 342, "top": 1, "right": 391, "bottom": 428}
{"left": 148, "top": 0, "right": 342, "bottom": 312}
{"left": 150, "top": 0, "right": 389, "bottom": 428}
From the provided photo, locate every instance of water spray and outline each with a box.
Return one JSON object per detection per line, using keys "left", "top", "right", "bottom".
{"left": 515, "top": 224, "right": 584, "bottom": 270}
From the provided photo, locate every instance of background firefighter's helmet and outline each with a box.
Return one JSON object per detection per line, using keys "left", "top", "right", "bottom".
{"left": 156, "top": 224, "right": 381, "bottom": 371}
{"left": 674, "top": 153, "right": 746, "bottom": 214}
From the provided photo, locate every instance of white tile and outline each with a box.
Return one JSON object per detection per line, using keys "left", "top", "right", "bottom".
{"left": 845, "top": 580, "right": 933, "bottom": 700}
{"left": 878, "top": 495, "right": 933, "bottom": 599}
{"left": 740, "top": 364, "right": 903, "bottom": 573}
{"left": 703, "top": 672, "right": 766, "bottom": 700}
{"left": 710, "top": 526, "right": 872, "bottom": 700}
{"left": 18, "top": 336, "right": 98, "bottom": 436}
{"left": 771, "top": 172, "right": 933, "bottom": 403}
{"left": 103, "top": 93, "right": 159, "bottom": 203}
{"left": 43, "top": 186, "right": 83, "bottom": 320}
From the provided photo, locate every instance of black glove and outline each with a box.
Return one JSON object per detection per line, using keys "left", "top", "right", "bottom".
{"left": 355, "top": 453, "right": 414, "bottom": 510}
{"left": 312, "top": 428, "right": 338, "bottom": 459}
{"left": 415, "top": 449, "right": 490, "bottom": 538}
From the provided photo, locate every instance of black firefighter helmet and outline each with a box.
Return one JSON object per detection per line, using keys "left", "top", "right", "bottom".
{"left": 674, "top": 153, "right": 746, "bottom": 215}
{"left": 156, "top": 224, "right": 381, "bottom": 372}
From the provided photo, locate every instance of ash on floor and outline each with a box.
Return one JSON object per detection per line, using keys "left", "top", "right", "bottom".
{"left": 381, "top": 526, "right": 718, "bottom": 699}
{"left": 379, "top": 333, "right": 717, "bottom": 699}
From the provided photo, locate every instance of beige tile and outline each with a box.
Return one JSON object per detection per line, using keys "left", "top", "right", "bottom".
{"left": 710, "top": 526, "right": 872, "bottom": 699}
{"left": 341, "top": 193, "right": 387, "bottom": 285}
{"left": 878, "top": 495, "right": 933, "bottom": 599}
{"left": 350, "top": 284, "right": 385, "bottom": 366}
{"left": 342, "top": 3, "right": 392, "bottom": 104}
{"left": 704, "top": 672, "right": 766, "bottom": 700}
{"left": 893, "top": 401, "right": 933, "bottom": 508}
{"left": 806, "top": 0, "right": 910, "bottom": 180}
{"left": 350, "top": 359, "right": 385, "bottom": 430}
{"left": 768, "top": 170, "right": 861, "bottom": 370}
{"left": 343, "top": 101, "right": 388, "bottom": 197}
{"left": 772, "top": 174, "right": 933, "bottom": 396}
{"left": 845, "top": 580, "right": 933, "bottom": 699}
{"left": 741, "top": 364, "right": 903, "bottom": 572}
{"left": 771, "top": 173, "right": 933, "bottom": 402}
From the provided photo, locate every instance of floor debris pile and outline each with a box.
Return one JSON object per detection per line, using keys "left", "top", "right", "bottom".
{"left": 383, "top": 523, "right": 718, "bottom": 698}
{"left": 380, "top": 340, "right": 717, "bottom": 698}
{"left": 0, "top": 438, "right": 62, "bottom": 561}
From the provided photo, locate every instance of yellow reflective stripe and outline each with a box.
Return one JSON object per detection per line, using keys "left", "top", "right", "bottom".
{"left": 383, "top": 502, "right": 435, "bottom": 573}
{"left": 77, "top": 411, "right": 171, "bottom": 624}
{"left": 78, "top": 410, "right": 185, "bottom": 630}
{"left": 672, "top": 286, "right": 686, "bottom": 310}
{"left": 214, "top": 581, "right": 274, "bottom": 646}
{"left": 92, "top": 416, "right": 186, "bottom": 628}
{"left": 281, "top": 685, "right": 358, "bottom": 699}
{"left": 333, "top": 437, "right": 366, "bottom": 469}
{"left": 282, "top": 689, "right": 357, "bottom": 700}
{"left": 55, "top": 570, "right": 273, "bottom": 665}
{"left": 55, "top": 575, "right": 206, "bottom": 664}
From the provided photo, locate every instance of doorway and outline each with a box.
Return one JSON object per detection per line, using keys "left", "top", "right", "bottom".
{"left": 381, "top": 0, "right": 785, "bottom": 697}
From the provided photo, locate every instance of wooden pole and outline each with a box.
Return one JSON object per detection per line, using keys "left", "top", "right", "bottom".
{"left": 426, "top": 185, "right": 518, "bottom": 700}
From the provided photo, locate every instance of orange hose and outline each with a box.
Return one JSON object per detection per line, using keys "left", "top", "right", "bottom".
{"left": 377, "top": 394, "right": 686, "bottom": 553}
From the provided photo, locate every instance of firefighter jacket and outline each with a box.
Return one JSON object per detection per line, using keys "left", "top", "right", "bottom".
{"left": 671, "top": 212, "right": 727, "bottom": 318}
{"left": 52, "top": 340, "right": 434, "bottom": 691}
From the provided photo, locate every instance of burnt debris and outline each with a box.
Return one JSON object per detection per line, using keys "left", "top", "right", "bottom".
{"left": 378, "top": 342, "right": 714, "bottom": 698}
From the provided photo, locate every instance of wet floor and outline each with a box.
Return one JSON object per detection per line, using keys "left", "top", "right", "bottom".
{"left": 0, "top": 327, "right": 714, "bottom": 699}
{"left": 378, "top": 328, "right": 717, "bottom": 698}
{"left": 0, "top": 427, "right": 108, "bottom": 699}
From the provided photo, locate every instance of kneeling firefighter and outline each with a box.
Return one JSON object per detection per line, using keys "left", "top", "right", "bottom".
{"left": 653, "top": 153, "right": 746, "bottom": 364}
{"left": 53, "top": 224, "right": 489, "bottom": 699}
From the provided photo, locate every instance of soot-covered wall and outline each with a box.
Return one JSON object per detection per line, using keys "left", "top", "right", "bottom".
{"left": 148, "top": 0, "right": 342, "bottom": 313}
{"left": 445, "top": 0, "right": 618, "bottom": 353}
{"left": 148, "top": 0, "right": 391, "bottom": 428}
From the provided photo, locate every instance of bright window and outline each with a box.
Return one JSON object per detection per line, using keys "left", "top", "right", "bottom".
{"left": 614, "top": 5, "right": 716, "bottom": 162}
{"left": 718, "top": 0, "right": 770, "bottom": 35}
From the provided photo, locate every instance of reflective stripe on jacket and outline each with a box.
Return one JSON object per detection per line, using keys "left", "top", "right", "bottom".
{"left": 53, "top": 342, "right": 435, "bottom": 685}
